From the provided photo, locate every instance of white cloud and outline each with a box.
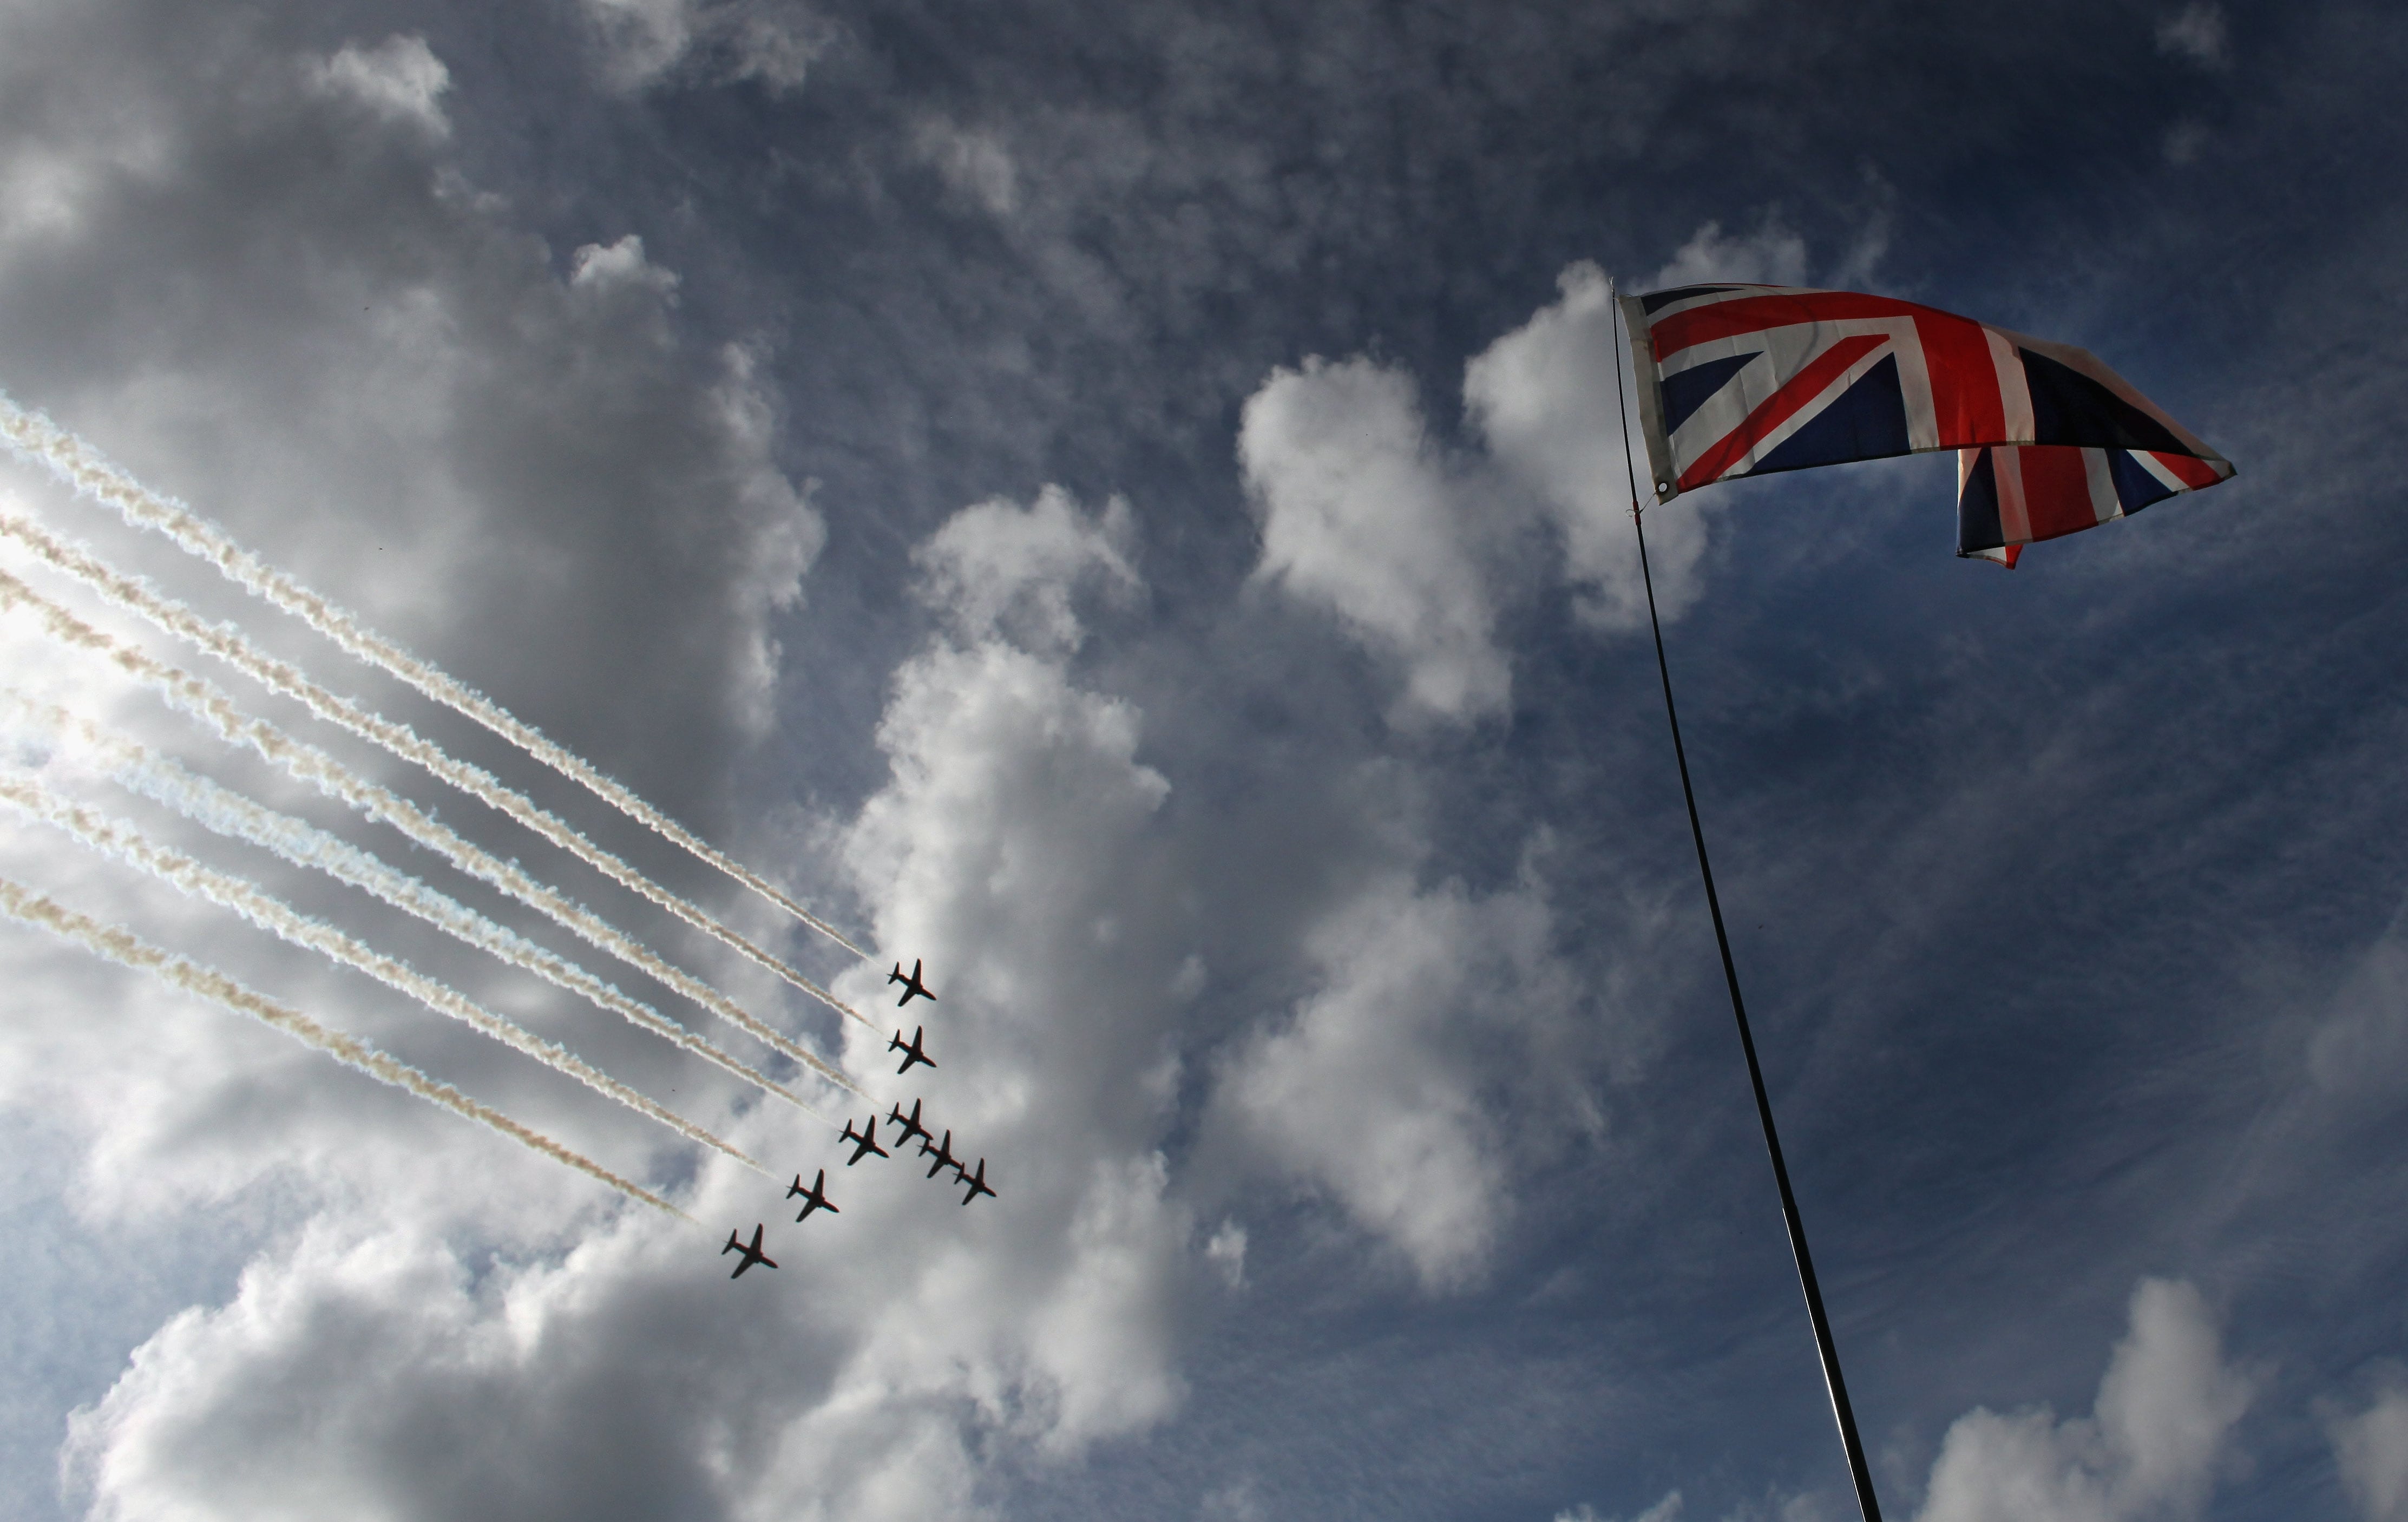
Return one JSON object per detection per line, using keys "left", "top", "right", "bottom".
{"left": 0, "top": 10, "right": 824, "bottom": 797}
{"left": 911, "top": 485, "right": 1138, "bottom": 653}
{"left": 1646, "top": 216, "right": 1810, "bottom": 291}
{"left": 913, "top": 117, "right": 1021, "bottom": 218}
{"left": 1914, "top": 1279, "right": 2253, "bottom": 1522}
{"left": 1238, "top": 355, "right": 1511, "bottom": 726}
{"left": 2156, "top": 5, "right": 2229, "bottom": 70}
{"left": 569, "top": 233, "right": 680, "bottom": 300}
{"left": 54, "top": 480, "right": 1200, "bottom": 1517}
{"left": 579, "top": 0, "right": 830, "bottom": 92}
{"left": 1557, "top": 1491, "right": 1682, "bottom": 1522}
{"left": 2331, "top": 1383, "right": 2408, "bottom": 1522}
{"left": 1465, "top": 260, "right": 1709, "bottom": 630}
{"left": 833, "top": 489, "right": 1206, "bottom": 1453}
{"left": 306, "top": 36, "right": 450, "bottom": 140}
{"left": 1202, "top": 1476, "right": 1268, "bottom": 1521}
{"left": 2306, "top": 901, "right": 2408, "bottom": 1096}
{"left": 1212, "top": 867, "right": 1574, "bottom": 1290}
{"left": 1204, "top": 1218, "right": 1247, "bottom": 1289}
{"left": 1244, "top": 237, "right": 1829, "bottom": 679}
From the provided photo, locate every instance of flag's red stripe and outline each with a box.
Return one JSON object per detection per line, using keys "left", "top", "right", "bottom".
{"left": 2020, "top": 447, "right": 2101, "bottom": 542}
{"left": 1913, "top": 314, "right": 2006, "bottom": 447}
{"left": 2151, "top": 451, "right": 2225, "bottom": 488}
{"left": 1676, "top": 333, "right": 1887, "bottom": 491}
{"left": 1649, "top": 291, "right": 1931, "bottom": 360}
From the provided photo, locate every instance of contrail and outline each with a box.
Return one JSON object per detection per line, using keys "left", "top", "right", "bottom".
{"left": 0, "top": 508, "right": 884, "bottom": 1036}
{"left": 0, "top": 769, "right": 769, "bottom": 1173}
{"left": 0, "top": 569, "right": 865, "bottom": 1098}
{"left": 0, "top": 874, "right": 691, "bottom": 1220}
{"left": 0, "top": 394, "right": 867, "bottom": 959}
{"left": 1, "top": 691, "right": 836, "bottom": 1129}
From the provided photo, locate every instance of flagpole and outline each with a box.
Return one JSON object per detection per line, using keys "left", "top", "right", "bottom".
{"left": 1609, "top": 281, "right": 1885, "bottom": 1522}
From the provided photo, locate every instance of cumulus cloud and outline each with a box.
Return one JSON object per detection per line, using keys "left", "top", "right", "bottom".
{"left": 568, "top": 233, "right": 680, "bottom": 300}
{"left": 1244, "top": 227, "right": 1834, "bottom": 684}
{"left": 2161, "top": 120, "right": 2212, "bottom": 166}
{"left": 0, "top": 11, "right": 825, "bottom": 816}
{"left": 912, "top": 117, "right": 1021, "bottom": 219}
{"left": 0, "top": 2, "right": 831, "bottom": 1193}
{"left": 1914, "top": 1278, "right": 2253, "bottom": 1522}
{"left": 305, "top": 35, "right": 451, "bottom": 139}
{"left": 836, "top": 486, "right": 1203, "bottom": 1453}
{"left": 1557, "top": 1492, "right": 1683, "bottom": 1522}
{"left": 911, "top": 485, "right": 1138, "bottom": 653}
{"left": 1465, "top": 260, "right": 1709, "bottom": 630}
{"left": 1646, "top": 216, "right": 1810, "bottom": 291}
{"left": 2330, "top": 1382, "right": 2408, "bottom": 1522}
{"left": 1238, "top": 355, "right": 1512, "bottom": 726}
{"left": 2305, "top": 901, "right": 2408, "bottom": 1096}
{"left": 2156, "top": 4, "right": 2229, "bottom": 70}
{"left": 55, "top": 481, "right": 1198, "bottom": 1518}
{"left": 1212, "top": 865, "right": 1574, "bottom": 1290}
{"left": 579, "top": 0, "right": 830, "bottom": 92}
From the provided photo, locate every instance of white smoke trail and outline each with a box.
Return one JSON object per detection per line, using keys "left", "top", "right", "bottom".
{"left": 0, "top": 568, "right": 865, "bottom": 1098}
{"left": 0, "top": 508, "right": 884, "bottom": 1035}
{"left": 0, "top": 874, "right": 691, "bottom": 1221}
{"left": 0, "top": 768, "right": 767, "bottom": 1173}
{"left": 2, "top": 691, "right": 835, "bottom": 1129}
{"left": 0, "top": 395, "right": 867, "bottom": 959}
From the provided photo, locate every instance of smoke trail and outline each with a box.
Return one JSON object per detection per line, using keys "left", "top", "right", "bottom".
{"left": 0, "top": 874, "right": 691, "bottom": 1220}
{"left": 0, "top": 569, "right": 865, "bottom": 1098}
{"left": 0, "top": 769, "right": 768, "bottom": 1173}
{"left": 1, "top": 691, "right": 835, "bottom": 1129}
{"left": 0, "top": 509, "right": 884, "bottom": 1035}
{"left": 0, "top": 395, "right": 866, "bottom": 959}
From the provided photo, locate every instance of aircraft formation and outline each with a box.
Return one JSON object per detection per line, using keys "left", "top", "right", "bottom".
{"left": 0, "top": 398, "right": 999, "bottom": 1273}
{"left": 724, "top": 963, "right": 998, "bottom": 1279}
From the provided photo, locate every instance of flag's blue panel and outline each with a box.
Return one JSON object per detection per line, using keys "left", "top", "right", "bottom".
{"left": 1747, "top": 355, "right": 1910, "bottom": 478}
{"left": 1659, "top": 351, "right": 1759, "bottom": 435}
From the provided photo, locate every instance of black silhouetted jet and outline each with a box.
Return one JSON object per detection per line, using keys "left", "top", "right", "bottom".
{"left": 921, "top": 1129, "right": 960, "bottom": 1180}
{"left": 957, "top": 1159, "right": 996, "bottom": 1206}
{"left": 723, "top": 1224, "right": 777, "bottom": 1277}
{"left": 889, "top": 1025, "right": 935, "bottom": 1075}
{"left": 881, "top": 1098, "right": 924, "bottom": 1146}
{"left": 788, "top": 1168, "right": 839, "bottom": 1222}
{"left": 886, "top": 1098, "right": 932, "bottom": 1149}
{"left": 889, "top": 959, "right": 935, "bottom": 1006}
{"left": 839, "top": 1117, "right": 889, "bottom": 1165}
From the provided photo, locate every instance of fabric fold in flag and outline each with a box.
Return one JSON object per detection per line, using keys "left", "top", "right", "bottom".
{"left": 1956, "top": 444, "right": 2235, "bottom": 568}
{"left": 1618, "top": 282, "right": 2234, "bottom": 562}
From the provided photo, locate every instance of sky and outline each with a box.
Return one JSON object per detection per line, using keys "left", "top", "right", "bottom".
{"left": 0, "top": 1, "right": 2402, "bottom": 1518}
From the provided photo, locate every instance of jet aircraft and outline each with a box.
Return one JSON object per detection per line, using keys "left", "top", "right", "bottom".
{"left": 886, "top": 1098, "right": 932, "bottom": 1149}
{"left": 921, "top": 1129, "right": 960, "bottom": 1180}
{"left": 958, "top": 1159, "right": 997, "bottom": 1206}
{"left": 787, "top": 1168, "right": 839, "bottom": 1222}
{"left": 889, "top": 1025, "right": 936, "bottom": 1074}
{"left": 839, "top": 1116, "right": 889, "bottom": 1165}
{"left": 723, "top": 1224, "right": 777, "bottom": 1278}
{"left": 889, "top": 959, "right": 935, "bottom": 1006}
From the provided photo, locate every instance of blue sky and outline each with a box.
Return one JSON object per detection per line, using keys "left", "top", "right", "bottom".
{"left": 0, "top": 2, "right": 2402, "bottom": 1519}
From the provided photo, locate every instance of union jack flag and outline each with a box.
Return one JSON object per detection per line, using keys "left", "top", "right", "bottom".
{"left": 1618, "top": 284, "right": 2235, "bottom": 566}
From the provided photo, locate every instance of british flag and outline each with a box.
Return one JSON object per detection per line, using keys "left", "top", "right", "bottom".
{"left": 1618, "top": 284, "right": 2235, "bottom": 566}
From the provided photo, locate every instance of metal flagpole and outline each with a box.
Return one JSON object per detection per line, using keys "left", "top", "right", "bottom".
{"left": 1607, "top": 280, "right": 1885, "bottom": 1522}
